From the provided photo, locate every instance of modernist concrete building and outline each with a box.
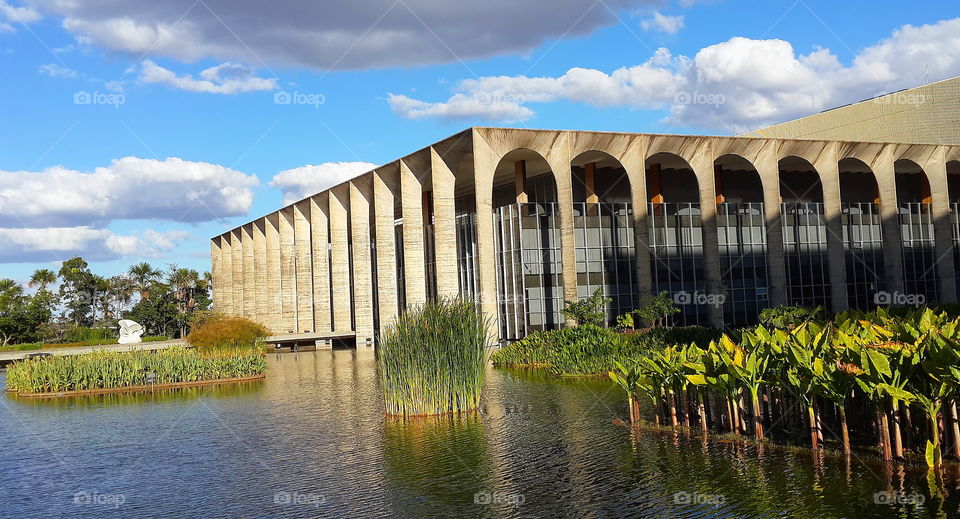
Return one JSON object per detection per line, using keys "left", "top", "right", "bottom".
{"left": 211, "top": 82, "right": 960, "bottom": 347}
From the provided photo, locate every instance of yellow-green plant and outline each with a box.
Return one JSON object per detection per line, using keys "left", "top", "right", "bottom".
{"left": 6, "top": 347, "right": 266, "bottom": 394}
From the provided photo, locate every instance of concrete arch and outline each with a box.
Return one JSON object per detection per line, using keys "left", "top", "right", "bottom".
{"left": 838, "top": 157, "right": 901, "bottom": 305}
{"left": 713, "top": 152, "right": 783, "bottom": 319}
{"left": 644, "top": 151, "right": 721, "bottom": 326}
{"left": 778, "top": 155, "right": 836, "bottom": 310}
{"left": 568, "top": 134, "right": 652, "bottom": 306}
{"left": 895, "top": 158, "right": 949, "bottom": 304}
{"left": 779, "top": 156, "right": 824, "bottom": 201}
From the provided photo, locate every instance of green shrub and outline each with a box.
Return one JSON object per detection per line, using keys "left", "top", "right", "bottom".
{"left": 378, "top": 299, "right": 489, "bottom": 416}
{"left": 6, "top": 347, "right": 266, "bottom": 394}
{"left": 632, "top": 326, "right": 723, "bottom": 349}
{"left": 633, "top": 291, "right": 680, "bottom": 327}
{"left": 186, "top": 315, "right": 269, "bottom": 354}
{"left": 758, "top": 305, "right": 823, "bottom": 329}
{"left": 561, "top": 289, "right": 611, "bottom": 326}
{"left": 493, "top": 324, "right": 723, "bottom": 377}
{"left": 65, "top": 327, "right": 114, "bottom": 344}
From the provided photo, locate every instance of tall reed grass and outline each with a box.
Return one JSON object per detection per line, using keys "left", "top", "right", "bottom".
{"left": 378, "top": 299, "right": 489, "bottom": 416}
{"left": 6, "top": 347, "right": 266, "bottom": 394}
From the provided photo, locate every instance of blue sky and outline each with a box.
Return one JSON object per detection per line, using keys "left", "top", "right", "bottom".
{"left": 1, "top": 0, "right": 959, "bottom": 283}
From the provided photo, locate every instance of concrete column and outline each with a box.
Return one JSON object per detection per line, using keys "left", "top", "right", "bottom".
{"left": 309, "top": 194, "right": 332, "bottom": 332}
{"left": 925, "top": 149, "right": 958, "bottom": 302}
{"left": 551, "top": 138, "right": 579, "bottom": 326}
{"left": 350, "top": 177, "right": 375, "bottom": 345}
{"left": 293, "top": 201, "right": 314, "bottom": 332}
{"left": 693, "top": 145, "right": 723, "bottom": 328}
{"left": 471, "top": 130, "right": 500, "bottom": 339}
{"left": 874, "top": 147, "right": 906, "bottom": 297}
{"left": 328, "top": 186, "right": 353, "bottom": 331}
{"left": 253, "top": 219, "right": 269, "bottom": 325}
{"left": 265, "top": 213, "right": 282, "bottom": 333}
{"left": 230, "top": 229, "right": 244, "bottom": 318}
{"left": 400, "top": 159, "right": 427, "bottom": 307}
{"left": 279, "top": 207, "right": 296, "bottom": 333}
{"left": 210, "top": 238, "right": 223, "bottom": 313}
{"left": 756, "top": 144, "right": 787, "bottom": 307}
{"left": 623, "top": 137, "right": 651, "bottom": 306}
{"left": 584, "top": 162, "right": 599, "bottom": 204}
{"left": 515, "top": 160, "right": 528, "bottom": 203}
{"left": 814, "top": 143, "right": 849, "bottom": 312}
{"left": 374, "top": 167, "right": 399, "bottom": 331}
{"left": 220, "top": 232, "right": 234, "bottom": 316}
{"left": 431, "top": 147, "right": 460, "bottom": 299}
{"left": 241, "top": 224, "right": 255, "bottom": 320}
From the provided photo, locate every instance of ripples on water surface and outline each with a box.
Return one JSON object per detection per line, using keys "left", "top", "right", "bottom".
{"left": 2, "top": 350, "right": 959, "bottom": 518}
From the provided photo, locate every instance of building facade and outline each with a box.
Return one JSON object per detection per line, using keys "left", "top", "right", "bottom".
{"left": 211, "top": 126, "right": 960, "bottom": 346}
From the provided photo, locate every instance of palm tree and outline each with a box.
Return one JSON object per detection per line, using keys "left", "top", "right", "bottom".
{"left": 128, "top": 262, "right": 162, "bottom": 301}
{"left": 168, "top": 266, "right": 200, "bottom": 337}
{"left": 0, "top": 278, "right": 22, "bottom": 296}
{"left": 28, "top": 268, "right": 57, "bottom": 292}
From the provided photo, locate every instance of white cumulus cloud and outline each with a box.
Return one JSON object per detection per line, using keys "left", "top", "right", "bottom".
{"left": 0, "top": 0, "right": 41, "bottom": 32}
{"left": 0, "top": 156, "right": 259, "bottom": 228}
{"left": 388, "top": 17, "right": 960, "bottom": 133}
{"left": 640, "top": 11, "right": 684, "bottom": 35}
{"left": 138, "top": 60, "right": 277, "bottom": 94}
{"left": 0, "top": 227, "right": 191, "bottom": 263}
{"left": 38, "top": 63, "right": 77, "bottom": 78}
{"left": 270, "top": 162, "right": 377, "bottom": 204}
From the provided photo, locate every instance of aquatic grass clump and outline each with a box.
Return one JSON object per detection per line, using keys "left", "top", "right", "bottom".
{"left": 378, "top": 299, "right": 489, "bottom": 416}
{"left": 6, "top": 347, "right": 266, "bottom": 394}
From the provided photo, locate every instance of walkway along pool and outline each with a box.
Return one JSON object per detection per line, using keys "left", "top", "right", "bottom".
{"left": 2, "top": 350, "right": 958, "bottom": 518}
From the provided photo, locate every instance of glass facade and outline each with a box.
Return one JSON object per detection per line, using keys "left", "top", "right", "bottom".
{"left": 781, "top": 202, "right": 831, "bottom": 310}
{"left": 648, "top": 202, "right": 707, "bottom": 326}
{"left": 493, "top": 203, "right": 564, "bottom": 340}
{"left": 717, "top": 202, "right": 768, "bottom": 327}
{"left": 573, "top": 202, "right": 637, "bottom": 324}
{"left": 900, "top": 202, "right": 938, "bottom": 304}
{"left": 841, "top": 203, "right": 885, "bottom": 310}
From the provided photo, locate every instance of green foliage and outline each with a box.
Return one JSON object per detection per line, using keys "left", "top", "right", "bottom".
{"left": 758, "top": 305, "right": 823, "bottom": 330}
{"left": 561, "top": 289, "right": 611, "bottom": 326}
{"left": 186, "top": 314, "right": 269, "bottom": 354}
{"left": 6, "top": 347, "right": 266, "bottom": 394}
{"left": 633, "top": 291, "right": 680, "bottom": 327}
{"left": 65, "top": 327, "right": 114, "bottom": 344}
{"left": 492, "top": 325, "right": 722, "bottom": 377}
{"left": 378, "top": 299, "right": 489, "bottom": 416}
{"left": 614, "top": 312, "right": 634, "bottom": 330}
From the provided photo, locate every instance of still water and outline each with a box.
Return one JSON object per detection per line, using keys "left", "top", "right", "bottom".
{"left": 2, "top": 350, "right": 957, "bottom": 518}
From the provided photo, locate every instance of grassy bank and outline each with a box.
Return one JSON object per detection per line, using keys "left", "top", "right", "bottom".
{"left": 0, "top": 336, "right": 170, "bottom": 352}
{"left": 5, "top": 347, "right": 266, "bottom": 395}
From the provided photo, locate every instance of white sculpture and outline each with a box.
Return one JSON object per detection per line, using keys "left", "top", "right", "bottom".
{"left": 118, "top": 319, "right": 145, "bottom": 344}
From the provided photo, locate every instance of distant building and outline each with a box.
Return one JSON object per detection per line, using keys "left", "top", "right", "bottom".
{"left": 212, "top": 81, "right": 960, "bottom": 346}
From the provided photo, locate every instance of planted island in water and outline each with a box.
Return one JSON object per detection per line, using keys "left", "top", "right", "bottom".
{"left": 6, "top": 347, "right": 266, "bottom": 396}
{"left": 378, "top": 299, "right": 489, "bottom": 417}
{"left": 6, "top": 314, "right": 270, "bottom": 396}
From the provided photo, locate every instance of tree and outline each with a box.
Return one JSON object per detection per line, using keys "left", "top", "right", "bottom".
{"left": 106, "top": 275, "right": 134, "bottom": 321}
{"left": 128, "top": 262, "right": 162, "bottom": 301}
{"left": 58, "top": 257, "right": 95, "bottom": 326}
{"left": 0, "top": 279, "right": 47, "bottom": 346}
{"left": 28, "top": 268, "right": 57, "bottom": 292}
{"left": 561, "top": 289, "right": 610, "bottom": 326}
{"left": 634, "top": 291, "right": 680, "bottom": 328}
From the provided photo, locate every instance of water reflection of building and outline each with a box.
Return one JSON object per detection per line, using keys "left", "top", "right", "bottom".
{"left": 212, "top": 78, "right": 960, "bottom": 344}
